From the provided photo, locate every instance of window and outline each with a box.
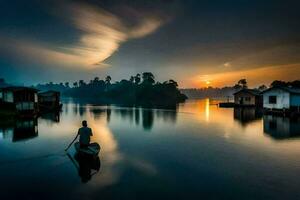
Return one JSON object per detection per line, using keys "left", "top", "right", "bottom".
{"left": 245, "top": 97, "right": 251, "bottom": 101}
{"left": 269, "top": 96, "right": 277, "bottom": 104}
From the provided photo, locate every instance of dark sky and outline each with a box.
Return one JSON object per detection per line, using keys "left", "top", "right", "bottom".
{"left": 0, "top": 0, "right": 299, "bottom": 87}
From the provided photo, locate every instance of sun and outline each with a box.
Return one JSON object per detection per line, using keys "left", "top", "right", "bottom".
{"left": 205, "top": 80, "right": 211, "bottom": 85}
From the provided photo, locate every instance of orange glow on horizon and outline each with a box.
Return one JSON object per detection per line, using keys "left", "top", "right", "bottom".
{"left": 188, "top": 63, "right": 300, "bottom": 88}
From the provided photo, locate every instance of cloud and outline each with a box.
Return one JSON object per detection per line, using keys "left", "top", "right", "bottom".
{"left": 223, "top": 62, "right": 231, "bottom": 67}
{"left": 0, "top": 2, "right": 167, "bottom": 68}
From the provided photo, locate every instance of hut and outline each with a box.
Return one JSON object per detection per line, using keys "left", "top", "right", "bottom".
{"left": 233, "top": 89, "right": 262, "bottom": 107}
{"left": 261, "top": 87, "right": 300, "bottom": 113}
{"left": 0, "top": 86, "right": 38, "bottom": 115}
{"left": 38, "top": 90, "right": 61, "bottom": 112}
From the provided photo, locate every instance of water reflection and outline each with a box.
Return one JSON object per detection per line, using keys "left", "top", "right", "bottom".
{"left": 263, "top": 115, "right": 300, "bottom": 140}
{"left": 142, "top": 109, "right": 154, "bottom": 130}
{"left": 234, "top": 107, "right": 263, "bottom": 126}
{"left": 0, "top": 118, "right": 38, "bottom": 142}
{"left": 107, "top": 107, "right": 177, "bottom": 130}
{"left": 67, "top": 153, "right": 101, "bottom": 183}
{"left": 40, "top": 112, "right": 60, "bottom": 123}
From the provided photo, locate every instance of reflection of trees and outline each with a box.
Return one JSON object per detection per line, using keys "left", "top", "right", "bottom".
{"left": 156, "top": 109, "right": 177, "bottom": 124}
{"left": 106, "top": 107, "right": 111, "bottom": 123}
{"left": 79, "top": 106, "right": 86, "bottom": 117}
{"left": 142, "top": 109, "right": 154, "bottom": 130}
{"left": 135, "top": 108, "right": 140, "bottom": 125}
{"left": 73, "top": 104, "right": 78, "bottom": 115}
{"left": 234, "top": 107, "right": 262, "bottom": 126}
{"left": 90, "top": 108, "right": 106, "bottom": 120}
{"left": 263, "top": 115, "right": 300, "bottom": 140}
{"left": 119, "top": 108, "right": 133, "bottom": 122}
{"left": 105, "top": 106, "right": 178, "bottom": 130}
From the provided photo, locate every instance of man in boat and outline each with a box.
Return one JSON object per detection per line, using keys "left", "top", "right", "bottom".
{"left": 77, "top": 120, "right": 93, "bottom": 148}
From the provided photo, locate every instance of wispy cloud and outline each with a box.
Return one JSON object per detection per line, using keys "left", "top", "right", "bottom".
{"left": 0, "top": 2, "right": 167, "bottom": 68}
{"left": 223, "top": 62, "right": 231, "bottom": 67}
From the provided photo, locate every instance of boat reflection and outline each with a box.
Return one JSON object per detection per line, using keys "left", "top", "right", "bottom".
{"left": 67, "top": 153, "right": 101, "bottom": 183}
{"left": 234, "top": 107, "right": 263, "bottom": 126}
{"left": 263, "top": 115, "right": 300, "bottom": 140}
{"left": 0, "top": 117, "right": 38, "bottom": 142}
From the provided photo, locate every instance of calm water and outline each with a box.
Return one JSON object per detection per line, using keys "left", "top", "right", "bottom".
{"left": 0, "top": 99, "right": 300, "bottom": 200}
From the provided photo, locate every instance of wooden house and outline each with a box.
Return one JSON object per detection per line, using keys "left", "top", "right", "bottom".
{"left": 38, "top": 90, "right": 61, "bottom": 112}
{"left": 0, "top": 86, "right": 38, "bottom": 115}
{"left": 262, "top": 87, "right": 300, "bottom": 112}
{"left": 233, "top": 89, "right": 262, "bottom": 107}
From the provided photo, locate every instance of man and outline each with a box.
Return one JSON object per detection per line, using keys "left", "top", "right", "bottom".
{"left": 78, "top": 120, "right": 93, "bottom": 148}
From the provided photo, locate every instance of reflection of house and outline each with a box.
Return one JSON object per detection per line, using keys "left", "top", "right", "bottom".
{"left": 233, "top": 89, "right": 262, "bottom": 107}
{"left": 40, "top": 112, "right": 60, "bottom": 123}
{"left": 263, "top": 115, "right": 300, "bottom": 139}
{"left": 234, "top": 107, "right": 262, "bottom": 125}
{"left": 0, "top": 118, "right": 38, "bottom": 142}
{"left": 262, "top": 87, "right": 300, "bottom": 111}
{"left": 38, "top": 90, "right": 61, "bottom": 111}
{"left": 0, "top": 87, "right": 38, "bottom": 114}
{"left": 13, "top": 118, "right": 38, "bottom": 142}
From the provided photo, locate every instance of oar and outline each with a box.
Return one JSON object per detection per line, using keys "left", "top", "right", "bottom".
{"left": 65, "top": 134, "right": 79, "bottom": 151}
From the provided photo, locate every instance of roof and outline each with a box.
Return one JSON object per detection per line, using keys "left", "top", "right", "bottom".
{"left": 261, "top": 86, "right": 300, "bottom": 95}
{"left": 233, "top": 88, "right": 261, "bottom": 96}
{"left": 38, "top": 90, "right": 60, "bottom": 95}
{"left": 0, "top": 86, "right": 39, "bottom": 92}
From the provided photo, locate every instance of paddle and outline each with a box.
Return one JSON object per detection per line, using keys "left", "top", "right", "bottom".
{"left": 65, "top": 134, "right": 79, "bottom": 151}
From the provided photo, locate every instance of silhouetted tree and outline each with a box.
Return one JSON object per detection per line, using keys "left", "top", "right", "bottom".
{"left": 129, "top": 76, "right": 134, "bottom": 83}
{"left": 233, "top": 84, "right": 242, "bottom": 91}
{"left": 258, "top": 84, "right": 267, "bottom": 91}
{"left": 290, "top": 80, "right": 300, "bottom": 88}
{"left": 105, "top": 76, "right": 112, "bottom": 85}
{"left": 35, "top": 72, "right": 187, "bottom": 106}
{"left": 168, "top": 79, "right": 178, "bottom": 87}
{"left": 142, "top": 72, "right": 155, "bottom": 85}
{"left": 134, "top": 74, "right": 141, "bottom": 84}
{"left": 79, "top": 80, "right": 85, "bottom": 87}
{"left": 65, "top": 82, "right": 70, "bottom": 88}
{"left": 270, "top": 80, "right": 286, "bottom": 87}
{"left": 238, "top": 79, "right": 248, "bottom": 89}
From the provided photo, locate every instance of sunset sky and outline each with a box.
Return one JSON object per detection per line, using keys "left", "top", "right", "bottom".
{"left": 0, "top": 0, "right": 299, "bottom": 88}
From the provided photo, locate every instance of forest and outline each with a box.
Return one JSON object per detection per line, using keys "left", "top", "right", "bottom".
{"left": 35, "top": 72, "right": 188, "bottom": 107}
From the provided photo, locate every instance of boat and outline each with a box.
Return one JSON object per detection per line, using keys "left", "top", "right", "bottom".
{"left": 74, "top": 142, "right": 101, "bottom": 156}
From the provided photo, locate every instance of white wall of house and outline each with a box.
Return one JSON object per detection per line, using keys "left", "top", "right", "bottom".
{"left": 263, "top": 88, "right": 290, "bottom": 109}
{"left": 3, "top": 91, "right": 14, "bottom": 103}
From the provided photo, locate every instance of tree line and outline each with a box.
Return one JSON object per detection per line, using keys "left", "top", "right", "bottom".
{"left": 35, "top": 72, "right": 188, "bottom": 106}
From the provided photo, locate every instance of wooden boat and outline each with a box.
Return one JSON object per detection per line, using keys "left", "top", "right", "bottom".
{"left": 74, "top": 142, "right": 101, "bottom": 156}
